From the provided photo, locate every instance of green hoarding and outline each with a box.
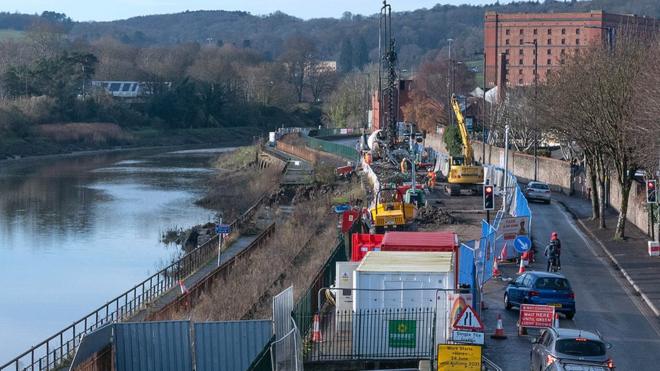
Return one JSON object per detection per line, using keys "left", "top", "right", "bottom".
{"left": 388, "top": 320, "right": 417, "bottom": 348}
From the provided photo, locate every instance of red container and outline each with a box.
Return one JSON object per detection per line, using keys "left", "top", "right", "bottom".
{"left": 381, "top": 231, "right": 458, "bottom": 252}
{"left": 341, "top": 210, "right": 361, "bottom": 233}
{"left": 351, "top": 233, "right": 385, "bottom": 261}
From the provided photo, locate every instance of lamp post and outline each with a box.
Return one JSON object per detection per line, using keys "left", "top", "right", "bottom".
{"left": 447, "top": 38, "right": 454, "bottom": 127}
{"left": 524, "top": 40, "right": 539, "bottom": 181}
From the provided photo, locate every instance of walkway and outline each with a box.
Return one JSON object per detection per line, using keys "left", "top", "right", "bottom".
{"left": 554, "top": 192, "right": 660, "bottom": 316}
{"left": 129, "top": 233, "right": 261, "bottom": 321}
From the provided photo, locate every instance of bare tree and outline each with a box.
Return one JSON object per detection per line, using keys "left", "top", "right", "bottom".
{"left": 279, "top": 35, "right": 317, "bottom": 103}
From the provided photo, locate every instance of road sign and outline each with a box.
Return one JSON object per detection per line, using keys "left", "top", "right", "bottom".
{"left": 437, "top": 344, "right": 482, "bottom": 371}
{"left": 452, "top": 330, "right": 485, "bottom": 345}
{"left": 514, "top": 235, "right": 532, "bottom": 253}
{"left": 452, "top": 305, "right": 484, "bottom": 331}
{"left": 497, "top": 216, "right": 529, "bottom": 241}
{"left": 519, "top": 304, "right": 555, "bottom": 329}
{"left": 215, "top": 224, "right": 231, "bottom": 234}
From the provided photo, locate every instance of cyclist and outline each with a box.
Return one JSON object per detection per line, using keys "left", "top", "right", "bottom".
{"left": 544, "top": 232, "right": 562, "bottom": 272}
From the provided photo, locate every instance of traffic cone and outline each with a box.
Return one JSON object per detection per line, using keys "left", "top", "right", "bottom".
{"left": 517, "top": 257, "right": 526, "bottom": 274}
{"left": 491, "top": 314, "right": 508, "bottom": 339}
{"left": 554, "top": 313, "right": 560, "bottom": 328}
{"left": 493, "top": 259, "right": 501, "bottom": 278}
{"left": 498, "top": 243, "right": 507, "bottom": 262}
{"left": 312, "top": 313, "right": 323, "bottom": 342}
{"left": 521, "top": 251, "right": 531, "bottom": 267}
{"left": 178, "top": 279, "right": 189, "bottom": 295}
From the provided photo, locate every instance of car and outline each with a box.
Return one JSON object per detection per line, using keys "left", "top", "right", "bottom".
{"left": 530, "top": 328, "right": 615, "bottom": 371}
{"left": 504, "top": 271, "right": 576, "bottom": 319}
{"left": 526, "top": 181, "right": 552, "bottom": 203}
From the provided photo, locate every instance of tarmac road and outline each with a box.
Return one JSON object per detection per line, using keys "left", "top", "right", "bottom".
{"left": 484, "top": 200, "right": 660, "bottom": 370}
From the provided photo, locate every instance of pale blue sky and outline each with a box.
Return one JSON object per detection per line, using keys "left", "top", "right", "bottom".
{"left": 2, "top": 0, "right": 505, "bottom": 22}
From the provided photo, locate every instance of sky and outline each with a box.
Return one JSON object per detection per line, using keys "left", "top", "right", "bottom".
{"left": 2, "top": 0, "right": 505, "bottom": 22}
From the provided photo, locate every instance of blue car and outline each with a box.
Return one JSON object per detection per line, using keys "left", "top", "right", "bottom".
{"left": 504, "top": 271, "right": 576, "bottom": 319}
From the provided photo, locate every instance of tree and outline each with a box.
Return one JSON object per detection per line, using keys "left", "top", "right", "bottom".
{"left": 324, "top": 72, "right": 369, "bottom": 128}
{"left": 443, "top": 124, "right": 462, "bottom": 157}
{"left": 338, "top": 38, "right": 353, "bottom": 73}
{"left": 352, "top": 36, "right": 369, "bottom": 71}
{"left": 280, "top": 35, "right": 317, "bottom": 103}
{"left": 400, "top": 88, "right": 444, "bottom": 133}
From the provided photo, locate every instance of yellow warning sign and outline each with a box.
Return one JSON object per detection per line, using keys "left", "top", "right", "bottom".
{"left": 437, "top": 344, "right": 482, "bottom": 371}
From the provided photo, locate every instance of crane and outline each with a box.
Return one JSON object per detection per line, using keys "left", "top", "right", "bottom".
{"left": 445, "top": 94, "right": 484, "bottom": 196}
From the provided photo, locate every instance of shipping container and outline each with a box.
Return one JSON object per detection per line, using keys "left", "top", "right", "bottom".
{"left": 352, "top": 251, "right": 455, "bottom": 357}
{"left": 351, "top": 233, "right": 385, "bottom": 261}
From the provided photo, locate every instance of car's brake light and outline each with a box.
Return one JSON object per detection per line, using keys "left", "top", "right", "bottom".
{"left": 545, "top": 354, "right": 557, "bottom": 366}
{"left": 575, "top": 338, "right": 588, "bottom": 342}
{"left": 607, "top": 358, "right": 615, "bottom": 369}
{"left": 529, "top": 290, "right": 540, "bottom": 297}
{"left": 568, "top": 292, "right": 575, "bottom": 299}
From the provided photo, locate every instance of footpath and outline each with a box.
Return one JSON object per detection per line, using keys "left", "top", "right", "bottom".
{"left": 554, "top": 193, "right": 660, "bottom": 316}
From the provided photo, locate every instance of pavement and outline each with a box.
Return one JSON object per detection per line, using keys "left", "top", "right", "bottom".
{"left": 481, "top": 198, "right": 660, "bottom": 370}
{"left": 553, "top": 192, "right": 660, "bottom": 316}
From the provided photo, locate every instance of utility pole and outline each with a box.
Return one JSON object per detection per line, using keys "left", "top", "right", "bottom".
{"left": 503, "top": 124, "right": 510, "bottom": 213}
{"left": 524, "top": 40, "right": 539, "bottom": 181}
{"left": 447, "top": 38, "right": 454, "bottom": 127}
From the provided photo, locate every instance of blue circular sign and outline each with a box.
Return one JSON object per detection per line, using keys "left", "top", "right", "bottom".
{"left": 514, "top": 235, "right": 532, "bottom": 253}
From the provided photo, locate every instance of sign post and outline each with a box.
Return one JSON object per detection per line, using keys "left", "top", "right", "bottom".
{"left": 215, "top": 222, "right": 232, "bottom": 267}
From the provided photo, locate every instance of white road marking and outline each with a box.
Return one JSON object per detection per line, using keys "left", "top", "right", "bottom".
{"left": 554, "top": 203, "right": 660, "bottom": 338}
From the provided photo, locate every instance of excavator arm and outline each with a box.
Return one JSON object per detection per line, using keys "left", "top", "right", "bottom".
{"left": 450, "top": 95, "right": 474, "bottom": 164}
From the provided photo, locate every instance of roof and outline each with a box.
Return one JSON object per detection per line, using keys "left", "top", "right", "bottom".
{"left": 526, "top": 271, "right": 567, "bottom": 279}
{"left": 550, "top": 328, "right": 602, "bottom": 341}
{"left": 381, "top": 231, "right": 458, "bottom": 249}
{"left": 357, "top": 251, "right": 454, "bottom": 273}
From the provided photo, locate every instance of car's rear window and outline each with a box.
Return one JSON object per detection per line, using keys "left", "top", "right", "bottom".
{"left": 531, "top": 183, "right": 550, "bottom": 190}
{"left": 555, "top": 339, "right": 606, "bottom": 356}
{"left": 534, "top": 277, "right": 571, "bottom": 290}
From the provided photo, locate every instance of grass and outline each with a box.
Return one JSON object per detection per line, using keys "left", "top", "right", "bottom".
{"left": 213, "top": 145, "right": 258, "bottom": 170}
{"left": 465, "top": 59, "right": 484, "bottom": 88}
{"left": 37, "top": 123, "right": 133, "bottom": 144}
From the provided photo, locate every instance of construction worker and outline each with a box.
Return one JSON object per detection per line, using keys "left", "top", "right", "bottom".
{"left": 427, "top": 170, "right": 437, "bottom": 188}
{"left": 544, "top": 232, "right": 562, "bottom": 271}
{"left": 400, "top": 158, "right": 408, "bottom": 173}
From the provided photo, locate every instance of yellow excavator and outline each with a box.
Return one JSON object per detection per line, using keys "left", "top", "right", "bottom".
{"left": 445, "top": 95, "right": 484, "bottom": 196}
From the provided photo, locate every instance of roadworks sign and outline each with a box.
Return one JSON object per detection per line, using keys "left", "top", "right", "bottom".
{"left": 452, "top": 305, "right": 484, "bottom": 331}
{"left": 437, "top": 344, "right": 482, "bottom": 371}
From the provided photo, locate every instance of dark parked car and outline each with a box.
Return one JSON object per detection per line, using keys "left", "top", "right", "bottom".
{"left": 505, "top": 271, "right": 576, "bottom": 319}
{"left": 526, "top": 181, "right": 552, "bottom": 203}
{"left": 531, "top": 328, "right": 614, "bottom": 370}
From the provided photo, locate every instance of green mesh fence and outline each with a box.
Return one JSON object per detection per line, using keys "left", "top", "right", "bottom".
{"left": 304, "top": 136, "right": 359, "bottom": 162}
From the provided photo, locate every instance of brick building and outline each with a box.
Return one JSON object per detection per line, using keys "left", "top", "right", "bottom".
{"left": 484, "top": 10, "right": 659, "bottom": 88}
{"left": 370, "top": 79, "right": 413, "bottom": 131}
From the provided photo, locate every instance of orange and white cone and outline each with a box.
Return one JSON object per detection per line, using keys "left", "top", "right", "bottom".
{"left": 493, "top": 259, "right": 501, "bottom": 278}
{"left": 491, "top": 314, "right": 508, "bottom": 339}
{"left": 517, "top": 257, "right": 526, "bottom": 274}
{"left": 312, "top": 313, "right": 323, "bottom": 343}
{"left": 554, "top": 313, "right": 560, "bottom": 328}
{"left": 178, "top": 279, "right": 189, "bottom": 295}
{"left": 498, "top": 243, "right": 508, "bottom": 262}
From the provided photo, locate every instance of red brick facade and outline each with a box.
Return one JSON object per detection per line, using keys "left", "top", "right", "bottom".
{"left": 484, "top": 10, "right": 659, "bottom": 88}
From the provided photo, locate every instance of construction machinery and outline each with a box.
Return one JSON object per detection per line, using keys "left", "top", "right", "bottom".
{"left": 445, "top": 94, "right": 484, "bottom": 196}
{"left": 369, "top": 187, "right": 416, "bottom": 232}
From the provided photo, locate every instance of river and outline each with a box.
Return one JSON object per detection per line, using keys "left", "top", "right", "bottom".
{"left": 0, "top": 147, "right": 227, "bottom": 362}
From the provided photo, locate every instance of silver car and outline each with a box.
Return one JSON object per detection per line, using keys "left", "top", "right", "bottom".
{"left": 530, "top": 328, "right": 614, "bottom": 371}
{"left": 526, "top": 181, "right": 552, "bottom": 203}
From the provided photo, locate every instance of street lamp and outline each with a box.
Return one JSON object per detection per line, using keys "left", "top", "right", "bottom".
{"left": 524, "top": 40, "right": 539, "bottom": 181}
{"left": 447, "top": 38, "right": 454, "bottom": 126}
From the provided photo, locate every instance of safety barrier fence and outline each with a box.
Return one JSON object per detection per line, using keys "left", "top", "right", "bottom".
{"left": 1, "top": 193, "right": 269, "bottom": 371}
{"left": 303, "top": 136, "right": 359, "bottom": 162}
{"left": 302, "top": 308, "right": 437, "bottom": 363}
{"left": 292, "top": 237, "right": 348, "bottom": 338}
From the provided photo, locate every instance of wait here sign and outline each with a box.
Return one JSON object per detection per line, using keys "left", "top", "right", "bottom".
{"left": 519, "top": 304, "right": 555, "bottom": 328}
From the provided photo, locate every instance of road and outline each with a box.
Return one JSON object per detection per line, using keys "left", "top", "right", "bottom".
{"left": 484, "top": 200, "right": 660, "bottom": 370}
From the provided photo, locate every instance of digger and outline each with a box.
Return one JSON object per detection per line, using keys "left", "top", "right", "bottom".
{"left": 369, "top": 187, "right": 416, "bottom": 233}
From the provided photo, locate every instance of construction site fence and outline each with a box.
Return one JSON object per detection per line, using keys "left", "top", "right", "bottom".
{"left": 310, "top": 128, "right": 361, "bottom": 138}
{"left": 303, "top": 136, "right": 359, "bottom": 162}
{"left": 292, "top": 236, "right": 348, "bottom": 337}
{"left": 1, "top": 193, "right": 269, "bottom": 371}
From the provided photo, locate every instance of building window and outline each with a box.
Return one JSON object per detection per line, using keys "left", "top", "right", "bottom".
{"left": 547, "top": 58, "right": 552, "bottom": 65}
{"left": 518, "top": 39, "right": 523, "bottom": 45}
{"left": 576, "top": 28, "right": 581, "bottom": 35}
{"left": 533, "top": 45, "right": 537, "bottom": 54}
{"left": 519, "top": 69, "right": 523, "bottom": 75}
{"left": 561, "top": 28, "right": 566, "bottom": 35}
{"left": 561, "top": 38, "right": 566, "bottom": 45}
{"left": 519, "top": 49, "right": 524, "bottom": 55}
{"left": 576, "top": 39, "right": 580, "bottom": 45}
{"left": 506, "top": 29, "right": 510, "bottom": 35}
{"left": 547, "top": 49, "right": 552, "bottom": 55}
{"left": 547, "top": 39, "right": 552, "bottom": 45}
{"left": 519, "top": 59, "right": 523, "bottom": 65}
{"left": 518, "top": 78, "right": 523, "bottom": 85}
{"left": 533, "top": 29, "right": 538, "bottom": 35}
{"left": 519, "top": 29, "right": 524, "bottom": 35}
{"left": 506, "top": 39, "right": 510, "bottom": 45}
{"left": 547, "top": 29, "right": 552, "bottom": 35}
{"left": 505, "top": 49, "right": 510, "bottom": 55}
{"left": 560, "top": 59, "right": 565, "bottom": 65}
{"left": 561, "top": 49, "right": 566, "bottom": 55}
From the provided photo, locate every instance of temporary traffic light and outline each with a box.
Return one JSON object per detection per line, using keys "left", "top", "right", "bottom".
{"left": 484, "top": 185, "right": 495, "bottom": 210}
{"left": 647, "top": 180, "right": 657, "bottom": 204}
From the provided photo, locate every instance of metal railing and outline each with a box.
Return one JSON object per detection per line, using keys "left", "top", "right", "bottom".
{"left": 1, "top": 193, "right": 269, "bottom": 371}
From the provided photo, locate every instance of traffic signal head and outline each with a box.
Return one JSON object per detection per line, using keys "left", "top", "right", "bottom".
{"left": 483, "top": 185, "right": 495, "bottom": 210}
{"left": 647, "top": 180, "right": 657, "bottom": 204}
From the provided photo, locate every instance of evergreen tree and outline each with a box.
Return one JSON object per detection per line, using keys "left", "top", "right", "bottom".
{"left": 338, "top": 38, "right": 353, "bottom": 73}
{"left": 352, "top": 36, "right": 368, "bottom": 70}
